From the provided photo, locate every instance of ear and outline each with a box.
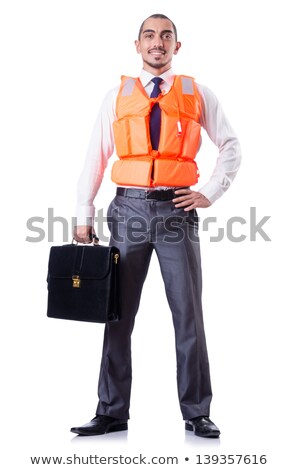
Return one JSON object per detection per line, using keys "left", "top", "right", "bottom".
{"left": 134, "top": 40, "right": 141, "bottom": 54}
{"left": 173, "top": 41, "right": 182, "bottom": 55}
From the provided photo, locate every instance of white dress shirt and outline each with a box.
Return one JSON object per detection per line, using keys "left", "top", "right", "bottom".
{"left": 76, "top": 68, "right": 241, "bottom": 225}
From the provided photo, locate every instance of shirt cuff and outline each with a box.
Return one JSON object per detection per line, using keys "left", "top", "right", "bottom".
{"left": 198, "top": 180, "right": 230, "bottom": 204}
{"left": 74, "top": 205, "right": 95, "bottom": 226}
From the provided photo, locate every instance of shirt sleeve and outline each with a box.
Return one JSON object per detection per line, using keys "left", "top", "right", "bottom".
{"left": 75, "top": 87, "right": 118, "bottom": 225}
{"left": 197, "top": 84, "right": 242, "bottom": 203}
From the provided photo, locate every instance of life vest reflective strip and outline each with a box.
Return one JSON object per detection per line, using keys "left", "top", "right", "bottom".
{"left": 112, "top": 75, "right": 202, "bottom": 188}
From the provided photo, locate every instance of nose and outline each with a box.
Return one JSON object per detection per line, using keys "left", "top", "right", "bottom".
{"left": 153, "top": 36, "right": 164, "bottom": 48}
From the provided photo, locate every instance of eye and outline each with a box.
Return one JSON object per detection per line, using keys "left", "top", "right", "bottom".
{"left": 162, "top": 33, "right": 173, "bottom": 40}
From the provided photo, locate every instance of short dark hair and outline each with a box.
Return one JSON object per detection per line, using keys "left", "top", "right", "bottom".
{"left": 138, "top": 14, "right": 178, "bottom": 41}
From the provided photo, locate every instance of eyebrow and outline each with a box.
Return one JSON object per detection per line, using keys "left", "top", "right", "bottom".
{"left": 142, "top": 29, "right": 174, "bottom": 36}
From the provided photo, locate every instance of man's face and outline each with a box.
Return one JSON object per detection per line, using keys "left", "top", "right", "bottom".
{"left": 135, "top": 18, "right": 181, "bottom": 75}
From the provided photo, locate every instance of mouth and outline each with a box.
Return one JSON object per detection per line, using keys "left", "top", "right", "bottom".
{"left": 149, "top": 49, "right": 166, "bottom": 56}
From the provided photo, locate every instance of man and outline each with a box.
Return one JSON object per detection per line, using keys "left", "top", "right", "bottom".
{"left": 71, "top": 13, "right": 241, "bottom": 438}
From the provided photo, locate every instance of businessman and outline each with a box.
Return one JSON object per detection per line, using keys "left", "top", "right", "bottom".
{"left": 71, "top": 13, "right": 241, "bottom": 438}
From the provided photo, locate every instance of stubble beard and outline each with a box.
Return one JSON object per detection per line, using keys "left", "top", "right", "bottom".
{"left": 143, "top": 56, "right": 172, "bottom": 70}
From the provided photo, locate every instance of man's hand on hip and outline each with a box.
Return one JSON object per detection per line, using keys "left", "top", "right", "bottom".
{"left": 173, "top": 189, "right": 211, "bottom": 210}
{"left": 73, "top": 225, "right": 95, "bottom": 244}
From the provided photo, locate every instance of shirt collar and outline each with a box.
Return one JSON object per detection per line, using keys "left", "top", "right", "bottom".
{"left": 139, "top": 68, "right": 175, "bottom": 88}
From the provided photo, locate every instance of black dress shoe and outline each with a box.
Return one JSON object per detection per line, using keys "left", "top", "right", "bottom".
{"left": 185, "top": 416, "right": 220, "bottom": 438}
{"left": 70, "top": 415, "right": 128, "bottom": 436}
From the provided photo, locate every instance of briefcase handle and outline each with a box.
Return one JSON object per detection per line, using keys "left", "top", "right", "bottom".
{"left": 72, "top": 234, "right": 100, "bottom": 245}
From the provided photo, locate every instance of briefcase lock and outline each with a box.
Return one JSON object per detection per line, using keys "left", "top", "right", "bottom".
{"left": 72, "top": 275, "right": 81, "bottom": 288}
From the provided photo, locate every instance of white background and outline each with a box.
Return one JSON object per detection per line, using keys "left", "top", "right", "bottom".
{"left": 0, "top": 0, "right": 297, "bottom": 468}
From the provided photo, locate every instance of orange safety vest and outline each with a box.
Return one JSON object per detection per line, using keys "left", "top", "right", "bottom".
{"left": 111, "top": 75, "right": 202, "bottom": 187}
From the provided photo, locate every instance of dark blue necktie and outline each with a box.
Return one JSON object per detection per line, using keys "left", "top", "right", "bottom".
{"left": 150, "top": 77, "right": 163, "bottom": 150}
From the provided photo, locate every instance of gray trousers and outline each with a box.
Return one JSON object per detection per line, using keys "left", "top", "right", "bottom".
{"left": 96, "top": 194, "right": 212, "bottom": 420}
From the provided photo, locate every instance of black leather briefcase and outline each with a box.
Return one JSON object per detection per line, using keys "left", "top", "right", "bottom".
{"left": 47, "top": 243, "right": 120, "bottom": 323}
